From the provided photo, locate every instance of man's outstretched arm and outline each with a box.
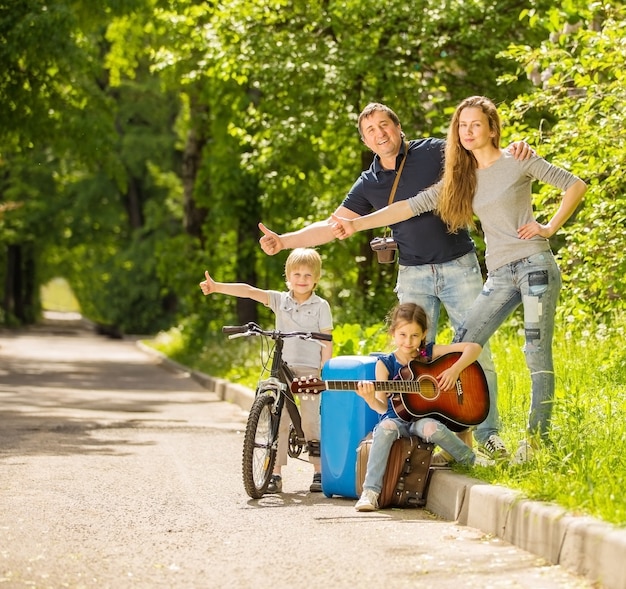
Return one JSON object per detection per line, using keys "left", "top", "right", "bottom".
{"left": 259, "top": 206, "right": 360, "bottom": 255}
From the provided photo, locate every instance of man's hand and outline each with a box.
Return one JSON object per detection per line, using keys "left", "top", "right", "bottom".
{"left": 258, "top": 222, "right": 284, "bottom": 255}
{"left": 509, "top": 140, "right": 536, "bottom": 160}
{"left": 199, "top": 270, "right": 217, "bottom": 295}
{"left": 330, "top": 213, "right": 357, "bottom": 240}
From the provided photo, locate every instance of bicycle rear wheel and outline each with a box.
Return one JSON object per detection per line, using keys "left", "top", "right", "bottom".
{"left": 242, "top": 393, "right": 278, "bottom": 499}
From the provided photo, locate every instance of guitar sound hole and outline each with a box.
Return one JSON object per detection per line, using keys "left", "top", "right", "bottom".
{"left": 418, "top": 375, "right": 439, "bottom": 400}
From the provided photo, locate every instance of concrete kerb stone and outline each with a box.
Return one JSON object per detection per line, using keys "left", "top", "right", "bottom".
{"left": 223, "top": 383, "right": 255, "bottom": 412}
{"left": 136, "top": 341, "right": 626, "bottom": 589}
{"left": 427, "top": 465, "right": 626, "bottom": 589}
{"left": 559, "top": 516, "right": 626, "bottom": 588}
{"left": 137, "top": 341, "right": 256, "bottom": 412}
{"left": 501, "top": 495, "right": 569, "bottom": 564}
{"left": 424, "top": 469, "right": 483, "bottom": 522}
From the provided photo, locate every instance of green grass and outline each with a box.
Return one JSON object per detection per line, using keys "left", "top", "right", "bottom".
{"left": 485, "top": 321, "right": 626, "bottom": 525}
{"left": 40, "top": 277, "right": 81, "bottom": 313}
{"left": 150, "top": 313, "right": 626, "bottom": 526}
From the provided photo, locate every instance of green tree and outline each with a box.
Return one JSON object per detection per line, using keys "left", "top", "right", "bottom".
{"left": 0, "top": 0, "right": 155, "bottom": 328}
{"left": 499, "top": 1, "right": 626, "bottom": 320}
{"left": 175, "top": 0, "right": 544, "bottom": 325}
{"left": 5, "top": 0, "right": 619, "bottom": 336}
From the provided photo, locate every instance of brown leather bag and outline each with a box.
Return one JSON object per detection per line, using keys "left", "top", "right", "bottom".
{"left": 356, "top": 432, "right": 434, "bottom": 508}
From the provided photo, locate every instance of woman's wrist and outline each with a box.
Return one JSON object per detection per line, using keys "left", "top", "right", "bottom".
{"left": 353, "top": 217, "right": 365, "bottom": 233}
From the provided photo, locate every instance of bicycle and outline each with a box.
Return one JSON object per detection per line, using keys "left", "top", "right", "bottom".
{"left": 222, "top": 322, "right": 332, "bottom": 499}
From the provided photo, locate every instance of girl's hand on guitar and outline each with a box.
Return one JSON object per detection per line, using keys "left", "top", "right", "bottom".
{"left": 437, "top": 367, "right": 461, "bottom": 391}
{"left": 357, "top": 381, "right": 389, "bottom": 415}
{"left": 356, "top": 381, "right": 376, "bottom": 400}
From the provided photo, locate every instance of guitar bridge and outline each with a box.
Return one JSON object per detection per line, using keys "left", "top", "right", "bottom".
{"left": 455, "top": 379, "right": 463, "bottom": 404}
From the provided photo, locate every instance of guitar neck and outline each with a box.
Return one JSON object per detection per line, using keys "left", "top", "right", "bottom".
{"left": 323, "top": 380, "right": 421, "bottom": 393}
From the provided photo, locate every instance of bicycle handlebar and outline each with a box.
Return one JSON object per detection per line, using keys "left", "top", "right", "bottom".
{"left": 222, "top": 324, "right": 254, "bottom": 335}
{"left": 222, "top": 322, "right": 332, "bottom": 342}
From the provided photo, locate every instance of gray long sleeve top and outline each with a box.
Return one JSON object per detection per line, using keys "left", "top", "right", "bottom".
{"left": 408, "top": 151, "right": 581, "bottom": 272}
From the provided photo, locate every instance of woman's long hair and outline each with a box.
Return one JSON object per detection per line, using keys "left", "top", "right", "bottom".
{"left": 437, "top": 96, "right": 501, "bottom": 233}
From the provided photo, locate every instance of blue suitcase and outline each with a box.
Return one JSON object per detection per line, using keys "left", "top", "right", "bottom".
{"left": 320, "top": 355, "right": 380, "bottom": 498}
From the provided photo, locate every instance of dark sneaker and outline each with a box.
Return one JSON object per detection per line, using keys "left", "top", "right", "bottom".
{"left": 310, "top": 473, "right": 322, "bottom": 493}
{"left": 481, "top": 434, "right": 509, "bottom": 459}
{"left": 267, "top": 474, "right": 282, "bottom": 493}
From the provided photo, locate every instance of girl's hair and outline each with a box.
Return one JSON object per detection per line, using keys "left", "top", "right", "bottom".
{"left": 387, "top": 303, "right": 428, "bottom": 351}
{"left": 437, "top": 95, "right": 501, "bottom": 234}
{"left": 357, "top": 102, "right": 401, "bottom": 139}
{"left": 284, "top": 248, "right": 322, "bottom": 283}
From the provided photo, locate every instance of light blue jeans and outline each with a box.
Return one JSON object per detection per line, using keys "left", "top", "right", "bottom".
{"left": 395, "top": 250, "right": 499, "bottom": 444}
{"left": 454, "top": 251, "right": 562, "bottom": 439}
{"left": 362, "top": 417, "right": 475, "bottom": 494}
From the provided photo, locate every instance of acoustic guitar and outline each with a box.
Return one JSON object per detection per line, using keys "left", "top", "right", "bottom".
{"left": 290, "top": 352, "right": 489, "bottom": 432}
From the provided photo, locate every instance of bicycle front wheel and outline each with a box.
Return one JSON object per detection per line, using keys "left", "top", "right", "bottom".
{"left": 242, "top": 393, "right": 278, "bottom": 499}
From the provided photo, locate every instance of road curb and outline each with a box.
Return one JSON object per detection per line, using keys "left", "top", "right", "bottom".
{"left": 140, "top": 341, "right": 626, "bottom": 589}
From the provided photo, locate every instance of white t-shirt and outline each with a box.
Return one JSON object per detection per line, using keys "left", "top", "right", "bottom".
{"left": 266, "top": 290, "right": 333, "bottom": 371}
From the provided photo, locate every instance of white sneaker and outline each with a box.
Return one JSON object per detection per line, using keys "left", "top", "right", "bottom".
{"left": 473, "top": 454, "right": 495, "bottom": 467}
{"left": 355, "top": 489, "right": 379, "bottom": 512}
{"left": 481, "top": 434, "right": 509, "bottom": 459}
{"left": 511, "top": 440, "right": 535, "bottom": 465}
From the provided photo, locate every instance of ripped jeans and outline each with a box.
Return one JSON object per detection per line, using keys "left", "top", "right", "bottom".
{"left": 362, "top": 417, "right": 475, "bottom": 494}
{"left": 454, "top": 251, "right": 562, "bottom": 439}
{"left": 395, "top": 251, "right": 499, "bottom": 444}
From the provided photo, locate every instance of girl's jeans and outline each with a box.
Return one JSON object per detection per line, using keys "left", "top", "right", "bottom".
{"left": 454, "top": 251, "right": 562, "bottom": 438}
{"left": 395, "top": 250, "right": 499, "bottom": 444}
{"left": 362, "top": 417, "right": 474, "bottom": 494}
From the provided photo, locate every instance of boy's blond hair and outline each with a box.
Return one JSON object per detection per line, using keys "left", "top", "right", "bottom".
{"left": 285, "top": 248, "right": 322, "bottom": 283}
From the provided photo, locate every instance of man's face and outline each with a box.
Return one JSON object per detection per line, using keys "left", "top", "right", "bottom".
{"left": 360, "top": 111, "right": 403, "bottom": 161}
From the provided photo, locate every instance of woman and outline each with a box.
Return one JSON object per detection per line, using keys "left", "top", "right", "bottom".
{"left": 332, "top": 96, "right": 587, "bottom": 463}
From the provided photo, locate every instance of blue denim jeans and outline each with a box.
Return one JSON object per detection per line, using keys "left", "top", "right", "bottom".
{"left": 454, "top": 251, "right": 562, "bottom": 438}
{"left": 362, "top": 417, "right": 475, "bottom": 493}
{"left": 395, "top": 250, "right": 499, "bottom": 444}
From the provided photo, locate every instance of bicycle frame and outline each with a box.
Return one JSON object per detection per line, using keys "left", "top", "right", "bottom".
{"left": 224, "top": 322, "right": 331, "bottom": 498}
{"left": 256, "top": 336, "right": 306, "bottom": 450}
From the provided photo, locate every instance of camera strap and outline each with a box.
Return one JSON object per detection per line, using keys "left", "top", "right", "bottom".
{"left": 383, "top": 141, "right": 409, "bottom": 237}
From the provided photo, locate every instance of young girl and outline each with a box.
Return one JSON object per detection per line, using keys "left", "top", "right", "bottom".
{"left": 333, "top": 96, "right": 587, "bottom": 464}
{"left": 200, "top": 248, "right": 333, "bottom": 493}
{"left": 355, "top": 303, "right": 492, "bottom": 512}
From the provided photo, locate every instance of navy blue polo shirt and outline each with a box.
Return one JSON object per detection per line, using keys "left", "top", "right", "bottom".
{"left": 342, "top": 138, "right": 475, "bottom": 266}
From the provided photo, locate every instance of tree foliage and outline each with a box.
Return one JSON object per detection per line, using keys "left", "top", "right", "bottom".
{"left": 499, "top": 1, "right": 626, "bottom": 321}
{"left": 0, "top": 0, "right": 623, "bottom": 334}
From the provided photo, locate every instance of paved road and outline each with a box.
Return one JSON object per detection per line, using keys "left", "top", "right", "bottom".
{"left": 0, "top": 323, "right": 593, "bottom": 588}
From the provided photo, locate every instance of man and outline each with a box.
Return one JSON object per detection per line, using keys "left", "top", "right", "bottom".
{"left": 259, "top": 102, "right": 530, "bottom": 459}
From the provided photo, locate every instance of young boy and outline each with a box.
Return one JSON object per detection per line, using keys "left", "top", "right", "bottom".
{"left": 199, "top": 248, "right": 333, "bottom": 492}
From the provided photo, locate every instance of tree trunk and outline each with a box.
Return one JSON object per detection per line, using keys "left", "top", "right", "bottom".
{"left": 182, "top": 99, "right": 208, "bottom": 245}
{"left": 2, "top": 243, "right": 37, "bottom": 326}
{"left": 234, "top": 177, "right": 262, "bottom": 325}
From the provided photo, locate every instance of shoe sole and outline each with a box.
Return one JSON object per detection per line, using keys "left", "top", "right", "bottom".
{"left": 477, "top": 448, "right": 509, "bottom": 462}
{"left": 355, "top": 504, "right": 377, "bottom": 512}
